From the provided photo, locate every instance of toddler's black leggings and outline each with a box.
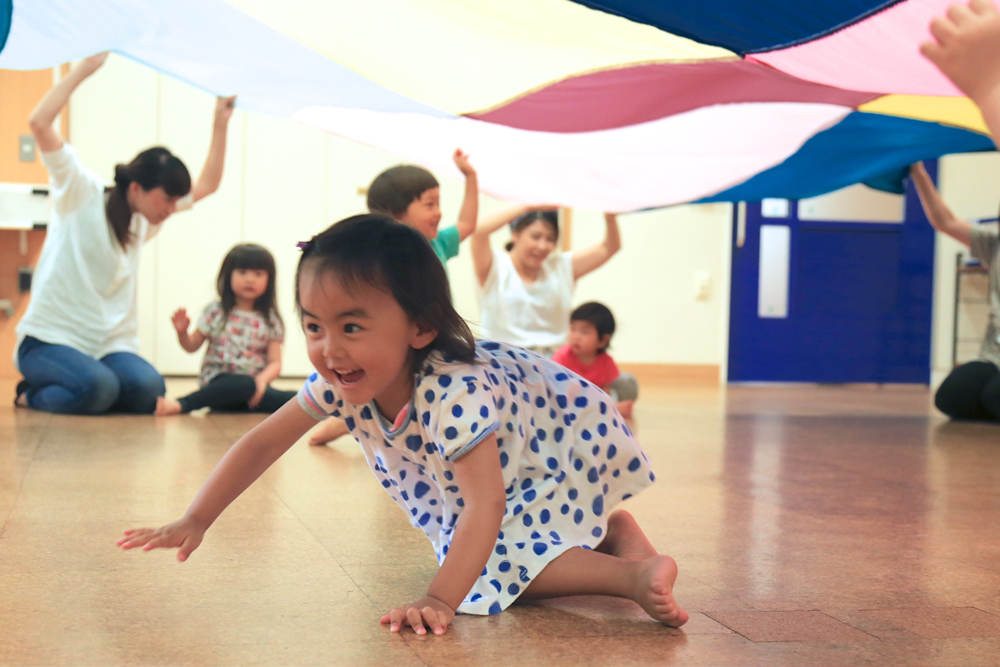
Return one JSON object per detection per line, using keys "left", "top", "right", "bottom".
{"left": 934, "top": 360, "right": 1000, "bottom": 421}
{"left": 178, "top": 373, "right": 297, "bottom": 414}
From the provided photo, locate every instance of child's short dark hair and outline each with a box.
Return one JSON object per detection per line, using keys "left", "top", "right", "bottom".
{"left": 367, "top": 165, "right": 439, "bottom": 217}
{"left": 296, "top": 214, "right": 476, "bottom": 374}
{"left": 571, "top": 302, "right": 616, "bottom": 352}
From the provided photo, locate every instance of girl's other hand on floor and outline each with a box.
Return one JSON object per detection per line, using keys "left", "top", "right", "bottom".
{"left": 380, "top": 596, "right": 455, "bottom": 636}
{"left": 117, "top": 516, "right": 206, "bottom": 562}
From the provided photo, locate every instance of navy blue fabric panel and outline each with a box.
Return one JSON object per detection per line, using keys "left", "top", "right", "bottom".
{"left": 570, "top": 0, "right": 896, "bottom": 53}
{"left": 0, "top": 0, "right": 12, "bottom": 56}
{"left": 700, "top": 113, "right": 995, "bottom": 204}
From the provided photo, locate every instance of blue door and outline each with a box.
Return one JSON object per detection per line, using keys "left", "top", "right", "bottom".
{"left": 727, "top": 165, "right": 937, "bottom": 384}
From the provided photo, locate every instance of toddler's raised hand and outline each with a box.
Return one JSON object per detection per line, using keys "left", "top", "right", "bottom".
{"left": 381, "top": 596, "right": 455, "bottom": 636}
{"left": 117, "top": 517, "right": 205, "bottom": 562}
{"left": 171, "top": 308, "right": 190, "bottom": 334}
{"left": 922, "top": 0, "right": 1000, "bottom": 104}
{"left": 453, "top": 148, "right": 476, "bottom": 177}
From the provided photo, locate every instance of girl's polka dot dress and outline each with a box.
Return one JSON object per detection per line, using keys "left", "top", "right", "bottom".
{"left": 298, "top": 340, "right": 655, "bottom": 615}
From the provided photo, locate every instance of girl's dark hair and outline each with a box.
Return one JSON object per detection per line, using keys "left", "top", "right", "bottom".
{"left": 505, "top": 210, "right": 559, "bottom": 252}
{"left": 571, "top": 301, "right": 616, "bottom": 352}
{"left": 217, "top": 243, "right": 282, "bottom": 330}
{"left": 296, "top": 214, "right": 475, "bottom": 374}
{"left": 105, "top": 147, "right": 191, "bottom": 248}
{"left": 367, "top": 165, "right": 439, "bottom": 217}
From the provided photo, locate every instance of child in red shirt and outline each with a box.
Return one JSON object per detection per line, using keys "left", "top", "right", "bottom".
{"left": 553, "top": 302, "right": 638, "bottom": 418}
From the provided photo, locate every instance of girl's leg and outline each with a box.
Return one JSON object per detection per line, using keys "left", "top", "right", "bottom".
{"left": 176, "top": 374, "right": 256, "bottom": 413}
{"left": 934, "top": 361, "right": 997, "bottom": 420}
{"left": 307, "top": 417, "right": 351, "bottom": 446}
{"left": 978, "top": 371, "right": 1000, "bottom": 420}
{"left": 252, "top": 386, "right": 299, "bottom": 413}
{"left": 100, "top": 352, "right": 166, "bottom": 414}
{"left": 521, "top": 510, "right": 688, "bottom": 627}
{"left": 17, "top": 336, "right": 120, "bottom": 414}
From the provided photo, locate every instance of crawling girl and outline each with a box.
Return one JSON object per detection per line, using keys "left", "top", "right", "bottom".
{"left": 118, "top": 213, "right": 687, "bottom": 635}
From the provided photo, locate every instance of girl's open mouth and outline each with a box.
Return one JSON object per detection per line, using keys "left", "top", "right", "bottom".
{"left": 336, "top": 369, "right": 365, "bottom": 386}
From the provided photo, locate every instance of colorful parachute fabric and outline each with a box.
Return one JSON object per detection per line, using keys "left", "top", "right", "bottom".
{"left": 0, "top": 0, "right": 993, "bottom": 211}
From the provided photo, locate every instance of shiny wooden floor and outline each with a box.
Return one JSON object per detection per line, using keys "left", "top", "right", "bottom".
{"left": 2, "top": 377, "right": 1000, "bottom": 666}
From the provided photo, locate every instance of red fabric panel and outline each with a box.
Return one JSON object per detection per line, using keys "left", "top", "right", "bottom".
{"left": 468, "top": 60, "right": 879, "bottom": 132}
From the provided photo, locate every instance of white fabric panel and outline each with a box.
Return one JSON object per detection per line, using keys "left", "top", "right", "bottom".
{"left": 292, "top": 104, "right": 851, "bottom": 211}
{"left": 0, "top": 0, "right": 451, "bottom": 119}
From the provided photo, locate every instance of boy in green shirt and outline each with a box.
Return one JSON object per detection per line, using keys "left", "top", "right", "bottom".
{"left": 366, "top": 149, "right": 478, "bottom": 272}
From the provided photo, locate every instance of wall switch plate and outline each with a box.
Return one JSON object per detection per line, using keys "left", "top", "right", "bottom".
{"left": 695, "top": 272, "right": 712, "bottom": 301}
{"left": 18, "top": 266, "right": 32, "bottom": 293}
{"left": 19, "top": 135, "right": 36, "bottom": 162}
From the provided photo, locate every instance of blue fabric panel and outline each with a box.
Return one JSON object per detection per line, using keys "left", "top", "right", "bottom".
{"left": 0, "top": 0, "right": 12, "bottom": 56}
{"left": 570, "top": 0, "right": 898, "bottom": 53}
{"left": 699, "top": 113, "right": 995, "bottom": 204}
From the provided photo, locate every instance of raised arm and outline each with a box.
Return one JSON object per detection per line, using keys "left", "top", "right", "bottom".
{"left": 453, "top": 149, "right": 479, "bottom": 241}
{"left": 171, "top": 308, "right": 207, "bottom": 353}
{"left": 921, "top": 0, "right": 1000, "bottom": 144}
{"left": 190, "top": 96, "right": 236, "bottom": 202}
{"left": 571, "top": 212, "right": 621, "bottom": 280}
{"left": 910, "top": 162, "right": 972, "bottom": 247}
{"left": 28, "top": 53, "right": 108, "bottom": 153}
{"left": 470, "top": 205, "right": 531, "bottom": 286}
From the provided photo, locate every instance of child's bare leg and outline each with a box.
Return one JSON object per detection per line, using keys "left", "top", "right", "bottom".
{"left": 154, "top": 396, "right": 182, "bottom": 416}
{"left": 616, "top": 399, "right": 634, "bottom": 418}
{"left": 521, "top": 547, "right": 688, "bottom": 627}
{"left": 595, "top": 510, "right": 657, "bottom": 561}
{"left": 308, "top": 417, "right": 350, "bottom": 446}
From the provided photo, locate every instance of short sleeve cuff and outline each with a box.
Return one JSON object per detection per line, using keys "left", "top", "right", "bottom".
{"left": 297, "top": 384, "right": 332, "bottom": 421}
{"left": 444, "top": 420, "right": 500, "bottom": 462}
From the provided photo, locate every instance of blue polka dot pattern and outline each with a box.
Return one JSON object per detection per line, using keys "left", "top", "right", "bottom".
{"left": 294, "top": 340, "right": 654, "bottom": 618}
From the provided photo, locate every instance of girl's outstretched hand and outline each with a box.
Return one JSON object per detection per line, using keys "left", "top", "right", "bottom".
{"left": 170, "top": 308, "right": 190, "bottom": 334}
{"left": 117, "top": 517, "right": 206, "bottom": 562}
{"left": 381, "top": 596, "right": 455, "bottom": 636}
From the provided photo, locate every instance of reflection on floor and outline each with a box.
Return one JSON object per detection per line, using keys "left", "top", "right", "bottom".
{"left": 2, "top": 377, "right": 1000, "bottom": 666}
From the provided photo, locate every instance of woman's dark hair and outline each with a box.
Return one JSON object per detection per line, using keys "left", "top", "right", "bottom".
{"left": 505, "top": 210, "right": 559, "bottom": 252}
{"left": 571, "top": 301, "right": 616, "bottom": 352}
{"left": 217, "top": 243, "right": 282, "bottom": 330}
{"left": 367, "top": 165, "right": 439, "bottom": 217}
{"left": 105, "top": 147, "right": 191, "bottom": 248}
{"left": 296, "top": 214, "right": 475, "bottom": 374}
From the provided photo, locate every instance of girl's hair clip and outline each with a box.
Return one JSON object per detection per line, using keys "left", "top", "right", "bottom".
{"left": 297, "top": 236, "right": 316, "bottom": 252}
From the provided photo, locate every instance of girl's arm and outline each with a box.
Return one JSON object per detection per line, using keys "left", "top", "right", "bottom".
{"left": 118, "top": 399, "right": 318, "bottom": 560}
{"left": 571, "top": 212, "right": 621, "bottom": 280}
{"left": 910, "top": 162, "right": 972, "bottom": 247}
{"left": 382, "top": 433, "right": 506, "bottom": 635}
{"left": 453, "top": 149, "right": 479, "bottom": 242}
{"left": 171, "top": 308, "right": 207, "bottom": 353}
{"left": 190, "top": 96, "right": 237, "bottom": 203}
{"left": 249, "top": 341, "right": 283, "bottom": 409}
{"left": 470, "top": 205, "right": 533, "bottom": 286}
{"left": 28, "top": 53, "right": 108, "bottom": 153}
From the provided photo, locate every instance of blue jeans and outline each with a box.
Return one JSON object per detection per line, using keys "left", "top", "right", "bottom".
{"left": 17, "top": 336, "right": 165, "bottom": 415}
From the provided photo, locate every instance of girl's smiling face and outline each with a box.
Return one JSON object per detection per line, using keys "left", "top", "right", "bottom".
{"left": 298, "top": 265, "right": 436, "bottom": 418}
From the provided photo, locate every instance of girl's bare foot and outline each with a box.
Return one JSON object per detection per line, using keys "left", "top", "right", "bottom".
{"left": 633, "top": 555, "right": 689, "bottom": 627}
{"left": 597, "top": 510, "right": 657, "bottom": 561}
{"left": 15, "top": 392, "right": 29, "bottom": 408}
{"left": 154, "top": 396, "right": 183, "bottom": 416}
{"left": 308, "top": 417, "right": 350, "bottom": 446}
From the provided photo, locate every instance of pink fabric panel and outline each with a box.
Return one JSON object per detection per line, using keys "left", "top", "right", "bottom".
{"left": 469, "top": 61, "right": 878, "bottom": 132}
{"left": 750, "top": 0, "right": 964, "bottom": 96}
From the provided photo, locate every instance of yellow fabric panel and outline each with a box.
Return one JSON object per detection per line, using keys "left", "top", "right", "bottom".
{"left": 859, "top": 95, "right": 989, "bottom": 135}
{"left": 224, "top": 0, "right": 734, "bottom": 115}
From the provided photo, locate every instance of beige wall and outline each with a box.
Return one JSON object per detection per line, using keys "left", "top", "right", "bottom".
{"left": 66, "top": 54, "right": 1000, "bottom": 381}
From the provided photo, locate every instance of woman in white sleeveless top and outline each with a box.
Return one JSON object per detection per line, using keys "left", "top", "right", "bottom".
{"left": 470, "top": 207, "right": 620, "bottom": 357}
